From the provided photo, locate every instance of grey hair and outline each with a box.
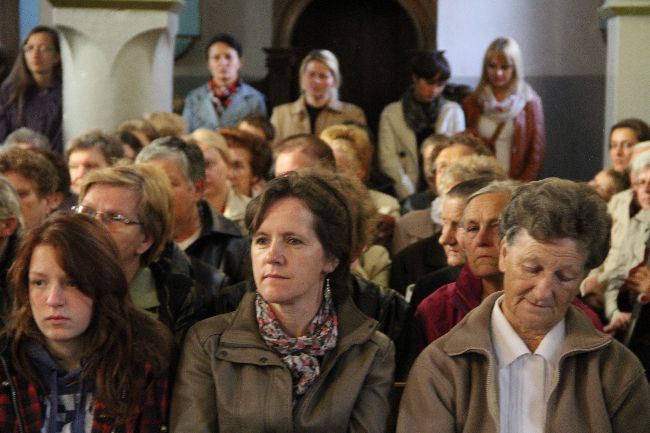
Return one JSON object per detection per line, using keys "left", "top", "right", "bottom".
{"left": 3, "top": 127, "right": 50, "bottom": 150}
{"left": 630, "top": 148, "right": 650, "bottom": 175}
{"left": 135, "top": 136, "right": 206, "bottom": 184}
{"left": 438, "top": 155, "right": 508, "bottom": 194}
{"left": 0, "top": 175, "right": 24, "bottom": 235}
{"left": 466, "top": 179, "right": 521, "bottom": 205}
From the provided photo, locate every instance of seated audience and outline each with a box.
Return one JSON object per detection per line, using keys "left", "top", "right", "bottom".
{"left": 77, "top": 164, "right": 220, "bottom": 344}
{"left": 414, "top": 180, "right": 519, "bottom": 347}
{"left": 136, "top": 137, "right": 250, "bottom": 284}
{"left": 604, "top": 151, "right": 650, "bottom": 333}
{"left": 183, "top": 33, "right": 267, "bottom": 132}
{"left": 171, "top": 170, "right": 394, "bottom": 432}
{"left": 400, "top": 134, "right": 447, "bottom": 214}
{"left": 463, "top": 37, "right": 545, "bottom": 182}
{"left": 3, "top": 127, "right": 50, "bottom": 150}
{"left": 0, "top": 26, "right": 63, "bottom": 153}
{"left": 588, "top": 166, "right": 629, "bottom": 202}
{"left": 391, "top": 155, "right": 506, "bottom": 295}
{"left": 607, "top": 118, "right": 650, "bottom": 174}
{"left": 392, "top": 133, "right": 491, "bottom": 254}
{"left": 379, "top": 50, "right": 465, "bottom": 199}
{"left": 0, "top": 147, "right": 59, "bottom": 229}
{"left": 219, "top": 126, "right": 272, "bottom": 197}
{"left": 189, "top": 128, "right": 250, "bottom": 232}
{"left": 0, "top": 176, "right": 21, "bottom": 320}
{"left": 237, "top": 113, "right": 275, "bottom": 144}
{"left": 271, "top": 50, "right": 366, "bottom": 142}
{"left": 117, "top": 117, "right": 159, "bottom": 147}
{"left": 409, "top": 176, "right": 497, "bottom": 308}
{"left": 320, "top": 123, "right": 400, "bottom": 218}
{"left": 0, "top": 213, "right": 173, "bottom": 431}
{"left": 398, "top": 178, "right": 649, "bottom": 433}
{"left": 66, "top": 129, "right": 124, "bottom": 195}
{"left": 144, "top": 111, "right": 188, "bottom": 137}
{"left": 32, "top": 147, "right": 75, "bottom": 211}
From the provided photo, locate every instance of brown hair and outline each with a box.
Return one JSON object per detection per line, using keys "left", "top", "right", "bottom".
{"left": 0, "top": 147, "right": 59, "bottom": 198}
{"left": 429, "top": 133, "right": 492, "bottom": 176}
{"left": 246, "top": 169, "right": 352, "bottom": 299}
{"left": 5, "top": 213, "right": 172, "bottom": 422}
{"left": 65, "top": 129, "right": 124, "bottom": 165}
{"left": 219, "top": 127, "right": 272, "bottom": 181}
{"left": 273, "top": 133, "right": 336, "bottom": 173}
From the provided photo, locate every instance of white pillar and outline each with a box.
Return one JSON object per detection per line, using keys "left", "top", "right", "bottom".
{"left": 600, "top": 0, "right": 650, "bottom": 164}
{"left": 48, "top": 0, "right": 183, "bottom": 148}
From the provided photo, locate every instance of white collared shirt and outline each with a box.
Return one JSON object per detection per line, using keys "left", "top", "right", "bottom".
{"left": 490, "top": 295, "right": 565, "bottom": 433}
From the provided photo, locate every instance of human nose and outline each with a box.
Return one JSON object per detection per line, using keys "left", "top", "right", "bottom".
{"left": 45, "top": 283, "right": 65, "bottom": 307}
{"left": 529, "top": 273, "right": 556, "bottom": 304}
{"left": 474, "top": 225, "right": 494, "bottom": 246}
{"left": 439, "top": 225, "right": 456, "bottom": 246}
{"left": 264, "top": 239, "right": 285, "bottom": 264}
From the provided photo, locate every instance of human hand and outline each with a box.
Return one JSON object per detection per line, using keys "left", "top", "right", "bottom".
{"left": 603, "top": 311, "right": 632, "bottom": 333}
{"left": 625, "top": 265, "right": 650, "bottom": 293}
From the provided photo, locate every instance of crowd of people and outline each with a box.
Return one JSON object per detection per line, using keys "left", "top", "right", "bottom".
{"left": 0, "top": 25, "right": 648, "bottom": 432}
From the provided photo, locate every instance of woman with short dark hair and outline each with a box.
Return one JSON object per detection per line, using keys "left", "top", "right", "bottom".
{"left": 171, "top": 170, "right": 394, "bottom": 433}
{"left": 0, "top": 213, "right": 173, "bottom": 432}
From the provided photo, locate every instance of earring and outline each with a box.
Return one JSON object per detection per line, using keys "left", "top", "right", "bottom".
{"left": 324, "top": 277, "right": 332, "bottom": 301}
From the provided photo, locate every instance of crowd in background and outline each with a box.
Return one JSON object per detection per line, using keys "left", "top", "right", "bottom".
{"left": 0, "top": 26, "right": 648, "bottom": 432}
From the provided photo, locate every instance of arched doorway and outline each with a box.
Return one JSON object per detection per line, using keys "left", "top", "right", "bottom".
{"left": 290, "top": 0, "right": 418, "bottom": 132}
{"left": 267, "top": 0, "right": 435, "bottom": 134}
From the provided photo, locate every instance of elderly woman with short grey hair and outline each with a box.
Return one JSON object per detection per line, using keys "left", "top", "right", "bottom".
{"left": 399, "top": 178, "right": 650, "bottom": 433}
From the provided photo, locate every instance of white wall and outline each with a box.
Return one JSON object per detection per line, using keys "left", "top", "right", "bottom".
{"left": 174, "top": 0, "right": 272, "bottom": 81}
{"left": 438, "top": 0, "right": 606, "bottom": 79}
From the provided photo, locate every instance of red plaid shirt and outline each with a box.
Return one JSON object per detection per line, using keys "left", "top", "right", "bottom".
{"left": 0, "top": 358, "right": 170, "bottom": 433}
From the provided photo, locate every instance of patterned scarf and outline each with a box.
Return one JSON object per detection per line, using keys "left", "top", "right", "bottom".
{"left": 256, "top": 289, "right": 338, "bottom": 399}
{"left": 401, "top": 86, "right": 445, "bottom": 138}
{"left": 209, "top": 78, "right": 241, "bottom": 114}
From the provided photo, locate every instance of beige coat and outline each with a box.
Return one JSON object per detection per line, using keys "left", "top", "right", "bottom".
{"left": 171, "top": 291, "right": 395, "bottom": 433}
{"left": 271, "top": 95, "right": 366, "bottom": 142}
{"left": 398, "top": 292, "right": 650, "bottom": 433}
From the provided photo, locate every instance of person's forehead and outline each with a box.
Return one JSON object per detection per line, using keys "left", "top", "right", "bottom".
{"left": 463, "top": 192, "right": 508, "bottom": 220}
{"left": 208, "top": 42, "right": 238, "bottom": 57}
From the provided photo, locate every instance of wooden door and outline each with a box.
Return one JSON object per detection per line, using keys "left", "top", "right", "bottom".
{"left": 291, "top": 0, "right": 418, "bottom": 134}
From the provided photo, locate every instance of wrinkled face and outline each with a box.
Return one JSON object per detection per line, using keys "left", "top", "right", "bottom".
{"left": 499, "top": 230, "right": 586, "bottom": 338}
{"left": 68, "top": 147, "right": 110, "bottom": 195}
{"left": 207, "top": 42, "right": 242, "bottom": 87}
{"left": 79, "top": 184, "right": 152, "bottom": 271}
{"left": 609, "top": 127, "right": 638, "bottom": 173}
{"left": 439, "top": 196, "right": 466, "bottom": 266}
{"left": 486, "top": 53, "right": 514, "bottom": 92}
{"left": 199, "top": 144, "right": 229, "bottom": 199}
{"left": 633, "top": 167, "right": 650, "bottom": 210}
{"left": 29, "top": 244, "right": 93, "bottom": 359}
{"left": 3, "top": 171, "right": 53, "bottom": 229}
{"left": 145, "top": 158, "right": 199, "bottom": 233}
{"left": 588, "top": 170, "right": 616, "bottom": 202}
{"left": 458, "top": 192, "right": 510, "bottom": 278}
{"left": 23, "top": 31, "right": 59, "bottom": 78}
{"left": 413, "top": 74, "right": 446, "bottom": 104}
{"left": 252, "top": 197, "right": 337, "bottom": 312}
{"left": 228, "top": 147, "right": 256, "bottom": 197}
{"left": 434, "top": 144, "right": 475, "bottom": 191}
{"left": 301, "top": 60, "right": 335, "bottom": 101}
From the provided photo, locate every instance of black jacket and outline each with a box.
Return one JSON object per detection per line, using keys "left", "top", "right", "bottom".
{"left": 185, "top": 200, "right": 250, "bottom": 284}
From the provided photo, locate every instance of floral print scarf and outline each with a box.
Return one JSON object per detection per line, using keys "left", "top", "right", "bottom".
{"left": 255, "top": 289, "right": 338, "bottom": 399}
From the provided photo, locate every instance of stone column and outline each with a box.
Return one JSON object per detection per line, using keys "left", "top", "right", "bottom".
{"left": 600, "top": 0, "right": 650, "bottom": 162}
{"left": 48, "top": 0, "right": 183, "bottom": 147}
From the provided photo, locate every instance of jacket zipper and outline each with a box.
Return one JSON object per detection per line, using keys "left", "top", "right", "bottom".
{"left": 0, "top": 356, "right": 25, "bottom": 433}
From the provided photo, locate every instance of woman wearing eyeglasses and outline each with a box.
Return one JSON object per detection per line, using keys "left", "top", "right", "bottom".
{"left": 0, "top": 213, "right": 174, "bottom": 432}
{"left": 0, "top": 26, "right": 63, "bottom": 154}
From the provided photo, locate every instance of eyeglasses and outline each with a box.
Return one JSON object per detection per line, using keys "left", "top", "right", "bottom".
{"left": 72, "top": 205, "right": 142, "bottom": 226}
{"left": 22, "top": 45, "right": 56, "bottom": 55}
